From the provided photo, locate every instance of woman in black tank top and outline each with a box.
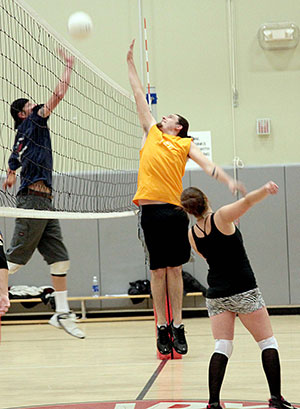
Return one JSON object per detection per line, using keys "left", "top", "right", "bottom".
{"left": 180, "top": 181, "right": 295, "bottom": 409}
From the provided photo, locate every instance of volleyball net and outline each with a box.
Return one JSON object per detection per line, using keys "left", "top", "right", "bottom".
{"left": 0, "top": 0, "right": 141, "bottom": 218}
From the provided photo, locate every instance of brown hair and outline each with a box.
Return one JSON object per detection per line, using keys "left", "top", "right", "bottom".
{"left": 176, "top": 114, "right": 191, "bottom": 138}
{"left": 180, "top": 187, "right": 209, "bottom": 218}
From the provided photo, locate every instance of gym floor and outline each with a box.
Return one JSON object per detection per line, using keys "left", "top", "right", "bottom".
{"left": 0, "top": 315, "right": 299, "bottom": 409}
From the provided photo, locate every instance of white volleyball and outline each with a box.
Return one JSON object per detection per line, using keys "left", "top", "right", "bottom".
{"left": 68, "top": 12, "right": 93, "bottom": 40}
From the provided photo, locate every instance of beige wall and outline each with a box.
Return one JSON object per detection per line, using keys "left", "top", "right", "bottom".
{"left": 22, "top": 0, "right": 300, "bottom": 166}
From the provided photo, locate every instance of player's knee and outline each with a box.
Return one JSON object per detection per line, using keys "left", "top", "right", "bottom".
{"left": 50, "top": 260, "right": 70, "bottom": 276}
{"left": 151, "top": 268, "right": 166, "bottom": 279}
{"left": 7, "top": 261, "right": 23, "bottom": 275}
{"left": 258, "top": 336, "right": 278, "bottom": 351}
{"left": 215, "top": 339, "right": 233, "bottom": 358}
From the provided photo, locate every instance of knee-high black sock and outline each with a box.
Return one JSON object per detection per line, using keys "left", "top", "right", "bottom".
{"left": 261, "top": 348, "right": 281, "bottom": 399}
{"left": 208, "top": 352, "right": 229, "bottom": 404}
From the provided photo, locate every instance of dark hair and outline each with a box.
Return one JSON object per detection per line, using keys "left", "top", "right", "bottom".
{"left": 10, "top": 98, "right": 29, "bottom": 129}
{"left": 176, "top": 114, "right": 190, "bottom": 138}
{"left": 180, "top": 186, "right": 209, "bottom": 218}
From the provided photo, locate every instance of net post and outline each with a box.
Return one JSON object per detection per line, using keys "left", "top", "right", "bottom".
{"left": 143, "top": 17, "right": 152, "bottom": 113}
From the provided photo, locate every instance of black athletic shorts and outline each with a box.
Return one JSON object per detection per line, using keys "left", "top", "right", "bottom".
{"left": 140, "top": 203, "right": 191, "bottom": 270}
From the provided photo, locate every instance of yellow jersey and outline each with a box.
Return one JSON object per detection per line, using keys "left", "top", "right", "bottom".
{"left": 133, "top": 125, "right": 192, "bottom": 207}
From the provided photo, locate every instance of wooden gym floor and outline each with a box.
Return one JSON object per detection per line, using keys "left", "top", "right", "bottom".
{"left": 0, "top": 315, "right": 299, "bottom": 409}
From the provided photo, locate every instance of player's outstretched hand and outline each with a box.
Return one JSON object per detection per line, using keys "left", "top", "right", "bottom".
{"left": 228, "top": 179, "right": 247, "bottom": 196}
{"left": 264, "top": 181, "right": 279, "bottom": 195}
{"left": 58, "top": 48, "right": 75, "bottom": 68}
{"left": 0, "top": 294, "right": 10, "bottom": 316}
{"left": 127, "top": 39, "right": 135, "bottom": 63}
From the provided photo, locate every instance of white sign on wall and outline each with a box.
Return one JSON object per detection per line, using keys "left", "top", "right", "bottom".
{"left": 186, "top": 131, "right": 212, "bottom": 170}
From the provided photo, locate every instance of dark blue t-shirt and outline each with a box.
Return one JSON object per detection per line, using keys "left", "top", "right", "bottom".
{"left": 8, "top": 104, "right": 52, "bottom": 192}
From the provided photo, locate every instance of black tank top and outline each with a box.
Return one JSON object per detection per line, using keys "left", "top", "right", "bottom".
{"left": 192, "top": 213, "right": 257, "bottom": 298}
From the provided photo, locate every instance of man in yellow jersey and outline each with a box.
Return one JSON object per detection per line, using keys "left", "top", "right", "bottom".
{"left": 127, "top": 39, "right": 246, "bottom": 355}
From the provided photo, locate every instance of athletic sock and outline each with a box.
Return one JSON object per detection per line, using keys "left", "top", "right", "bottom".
{"left": 157, "top": 322, "right": 168, "bottom": 328}
{"left": 208, "top": 352, "right": 228, "bottom": 404}
{"left": 173, "top": 322, "right": 183, "bottom": 328}
{"left": 261, "top": 348, "right": 281, "bottom": 398}
{"left": 54, "top": 290, "right": 69, "bottom": 313}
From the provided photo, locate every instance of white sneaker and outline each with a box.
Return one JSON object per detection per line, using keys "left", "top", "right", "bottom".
{"left": 49, "top": 312, "right": 85, "bottom": 339}
{"left": 48, "top": 313, "right": 61, "bottom": 329}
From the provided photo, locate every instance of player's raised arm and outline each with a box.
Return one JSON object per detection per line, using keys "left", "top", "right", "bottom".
{"left": 188, "top": 141, "right": 246, "bottom": 196}
{"left": 216, "top": 181, "right": 279, "bottom": 224}
{"left": 127, "top": 39, "right": 156, "bottom": 135}
{"left": 38, "top": 49, "right": 75, "bottom": 118}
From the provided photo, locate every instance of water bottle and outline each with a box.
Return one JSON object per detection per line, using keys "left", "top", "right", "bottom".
{"left": 92, "top": 275, "right": 100, "bottom": 297}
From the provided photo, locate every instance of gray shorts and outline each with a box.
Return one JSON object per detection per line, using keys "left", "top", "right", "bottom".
{"left": 6, "top": 195, "right": 69, "bottom": 266}
{"left": 206, "top": 288, "right": 266, "bottom": 317}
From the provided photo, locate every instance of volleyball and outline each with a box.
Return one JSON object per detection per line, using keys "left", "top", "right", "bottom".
{"left": 67, "top": 12, "right": 93, "bottom": 39}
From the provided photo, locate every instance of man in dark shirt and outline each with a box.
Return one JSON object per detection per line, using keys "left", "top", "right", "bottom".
{"left": 3, "top": 49, "right": 84, "bottom": 339}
